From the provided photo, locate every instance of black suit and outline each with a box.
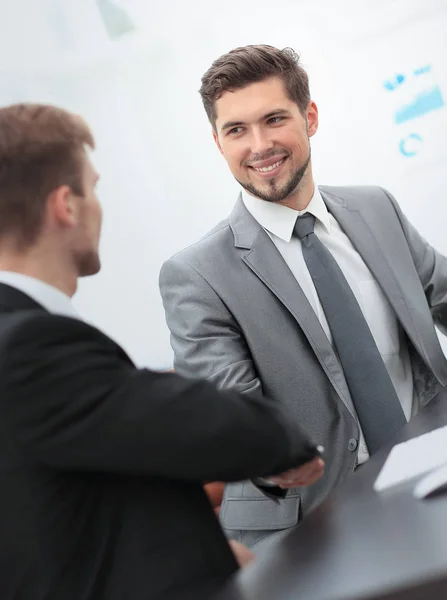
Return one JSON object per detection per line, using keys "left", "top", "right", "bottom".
{"left": 0, "top": 283, "right": 315, "bottom": 600}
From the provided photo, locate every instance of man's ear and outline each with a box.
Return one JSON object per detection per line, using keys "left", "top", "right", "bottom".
{"left": 306, "top": 100, "right": 319, "bottom": 138}
{"left": 48, "top": 185, "right": 78, "bottom": 228}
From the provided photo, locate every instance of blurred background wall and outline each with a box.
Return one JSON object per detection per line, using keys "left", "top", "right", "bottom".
{"left": 0, "top": 0, "right": 446, "bottom": 368}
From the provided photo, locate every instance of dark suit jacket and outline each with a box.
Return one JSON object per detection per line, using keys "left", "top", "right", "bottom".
{"left": 0, "top": 283, "right": 315, "bottom": 600}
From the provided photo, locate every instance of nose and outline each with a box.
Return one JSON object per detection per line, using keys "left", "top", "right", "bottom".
{"left": 249, "top": 126, "right": 274, "bottom": 157}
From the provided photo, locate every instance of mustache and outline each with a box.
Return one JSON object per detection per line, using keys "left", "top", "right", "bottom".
{"left": 243, "top": 149, "right": 290, "bottom": 167}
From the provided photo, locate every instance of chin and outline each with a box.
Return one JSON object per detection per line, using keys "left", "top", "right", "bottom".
{"left": 78, "top": 255, "right": 101, "bottom": 277}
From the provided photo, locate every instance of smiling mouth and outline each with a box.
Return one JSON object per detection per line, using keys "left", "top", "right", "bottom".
{"left": 250, "top": 156, "right": 287, "bottom": 174}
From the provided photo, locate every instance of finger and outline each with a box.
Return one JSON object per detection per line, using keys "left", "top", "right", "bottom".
{"left": 283, "top": 458, "right": 325, "bottom": 479}
{"left": 293, "top": 467, "right": 325, "bottom": 487}
{"left": 294, "top": 456, "right": 324, "bottom": 472}
{"left": 297, "top": 470, "right": 324, "bottom": 486}
{"left": 268, "top": 458, "right": 325, "bottom": 486}
{"left": 278, "top": 475, "right": 321, "bottom": 489}
{"left": 277, "top": 466, "right": 322, "bottom": 485}
{"left": 279, "top": 463, "right": 325, "bottom": 488}
{"left": 295, "top": 461, "right": 325, "bottom": 482}
{"left": 269, "top": 469, "right": 316, "bottom": 486}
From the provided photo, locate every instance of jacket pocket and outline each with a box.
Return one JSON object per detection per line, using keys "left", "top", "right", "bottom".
{"left": 219, "top": 494, "right": 300, "bottom": 531}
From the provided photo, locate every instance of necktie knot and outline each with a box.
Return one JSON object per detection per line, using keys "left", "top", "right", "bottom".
{"left": 294, "top": 213, "right": 316, "bottom": 240}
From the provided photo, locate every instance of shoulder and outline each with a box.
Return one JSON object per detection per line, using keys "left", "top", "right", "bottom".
{"left": 320, "top": 184, "right": 394, "bottom": 204}
{"left": 161, "top": 217, "right": 233, "bottom": 272}
{"left": 0, "top": 311, "right": 119, "bottom": 358}
{"left": 319, "top": 185, "right": 401, "bottom": 215}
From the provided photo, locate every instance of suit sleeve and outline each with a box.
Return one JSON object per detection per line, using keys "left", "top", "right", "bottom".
{"left": 159, "top": 258, "right": 290, "bottom": 497}
{"left": 383, "top": 188, "right": 447, "bottom": 335}
{"left": 159, "top": 257, "right": 263, "bottom": 396}
{"left": 0, "top": 314, "right": 314, "bottom": 482}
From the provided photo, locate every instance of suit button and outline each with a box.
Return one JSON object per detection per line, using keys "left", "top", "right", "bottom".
{"left": 348, "top": 438, "right": 358, "bottom": 452}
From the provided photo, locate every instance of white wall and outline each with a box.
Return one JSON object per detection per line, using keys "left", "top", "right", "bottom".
{"left": 0, "top": 0, "right": 447, "bottom": 367}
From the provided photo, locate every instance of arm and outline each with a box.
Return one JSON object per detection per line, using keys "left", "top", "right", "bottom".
{"left": 0, "top": 313, "right": 317, "bottom": 483}
{"left": 383, "top": 188, "right": 447, "bottom": 334}
{"left": 159, "top": 257, "right": 262, "bottom": 394}
{"left": 159, "top": 258, "right": 324, "bottom": 492}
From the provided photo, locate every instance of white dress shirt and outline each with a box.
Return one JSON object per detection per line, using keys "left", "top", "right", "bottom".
{"left": 242, "top": 186, "right": 416, "bottom": 464}
{"left": 0, "top": 271, "right": 78, "bottom": 319}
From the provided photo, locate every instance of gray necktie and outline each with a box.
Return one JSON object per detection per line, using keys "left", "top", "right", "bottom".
{"left": 294, "top": 213, "right": 406, "bottom": 454}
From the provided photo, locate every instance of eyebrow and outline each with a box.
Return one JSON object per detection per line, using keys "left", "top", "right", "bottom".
{"left": 221, "top": 109, "right": 290, "bottom": 132}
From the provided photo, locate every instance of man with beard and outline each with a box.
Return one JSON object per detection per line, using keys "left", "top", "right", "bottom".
{"left": 159, "top": 45, "right": 447, "bottom": 548}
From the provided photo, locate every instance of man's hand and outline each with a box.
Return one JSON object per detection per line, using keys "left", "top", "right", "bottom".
{"left": 266, "top": 456, "right": 325, "bottom": 489}
{"left": 228, "top": 540, "right": 255, "bottom": 567}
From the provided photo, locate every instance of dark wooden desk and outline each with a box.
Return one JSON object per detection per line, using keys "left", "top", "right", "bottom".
{"left": 218, "top": 390, "right": 447, "bottom": 600}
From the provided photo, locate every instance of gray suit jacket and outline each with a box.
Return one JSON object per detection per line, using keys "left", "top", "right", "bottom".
{"left": 159, "top": 186, "right": 447, "bottom": 538}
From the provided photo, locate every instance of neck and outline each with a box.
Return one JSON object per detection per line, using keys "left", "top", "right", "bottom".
{"left": 279, "top": 166, "right": 315, "bottom": 211}
{"left": 0, "top": 246, "right": 78, "bottom": 297}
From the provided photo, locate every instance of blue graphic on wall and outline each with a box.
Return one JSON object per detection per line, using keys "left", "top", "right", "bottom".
{"left": 383, "top": 65, "right": 445, "bottom": 158}
{"left": 96, "top": 0, "right": 136, "bottom": 39}
{"left": 395, "top": 86, "right": 444, "bottom": 124}
{"left": 399, "top": 133, "right": 423, "bottom": 157}
{"left": 384, "top": 73, "right": 406, "bottom": 91}
{"left": 414, "top": 65, "right": 431, "bottom": 77}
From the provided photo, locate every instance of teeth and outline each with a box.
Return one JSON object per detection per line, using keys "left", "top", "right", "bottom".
{"left": 254, "top": 158, "right": 284, "bottom": 173}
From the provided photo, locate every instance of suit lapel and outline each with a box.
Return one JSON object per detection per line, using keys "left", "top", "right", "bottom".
{"left": 321, "top": 189, "right": 418, "bottom": 344}
{"left": 229, "top": 197, "right": 355, "bottom": 413}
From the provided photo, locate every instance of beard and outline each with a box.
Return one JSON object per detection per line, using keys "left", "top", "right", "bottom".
{"left": 76, "top": 248, "right": 101, "bottom": 277}
{"left": 238, "top": 150, "right": 311, "bottom": 204}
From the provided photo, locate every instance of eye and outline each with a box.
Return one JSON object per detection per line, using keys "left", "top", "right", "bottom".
{"left": 228, "top": 126, "right": 244, "bottom": 136}
{"left": 267, "top": 116, "right": 284, "bottom": 125}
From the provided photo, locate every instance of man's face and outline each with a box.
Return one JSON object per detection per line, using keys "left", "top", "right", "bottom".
{"left": 213, "top": 77, "right": 318, "bottom": 203}
{"left": 72, "top": 153, "right": 102, "bottom": 277}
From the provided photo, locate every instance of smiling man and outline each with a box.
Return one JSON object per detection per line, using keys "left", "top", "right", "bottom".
{"left": 159, "top": 45, "right": 447, "bottom": 548}
{"left": 214, "top": 72, "right": 314, "bottom": 207}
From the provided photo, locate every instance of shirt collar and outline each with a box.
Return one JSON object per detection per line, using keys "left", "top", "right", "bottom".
{"left": 0, "top": 271, "right": 78, "bottom": 319}
{"left": 241, "top": 185, "right": 331, "bottom": 242}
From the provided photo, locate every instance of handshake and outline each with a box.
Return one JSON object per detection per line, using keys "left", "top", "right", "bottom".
{"left": 227, "top": 455, "right": 325, "bottom": 567}
{"left": 260, "top": 452, "right": 325, "bottom": 489}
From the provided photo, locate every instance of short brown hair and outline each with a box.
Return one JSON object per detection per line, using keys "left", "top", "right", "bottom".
{"left": 0, "top": 103, "right": 95, "bottom": 247}
{"left": 199, "top": 45, "right": 311, "bottom": 129}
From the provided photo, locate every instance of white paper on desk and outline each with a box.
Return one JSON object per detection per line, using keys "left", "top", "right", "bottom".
{"left": 373, "top": 425, "right": 447, "bottom": 492}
